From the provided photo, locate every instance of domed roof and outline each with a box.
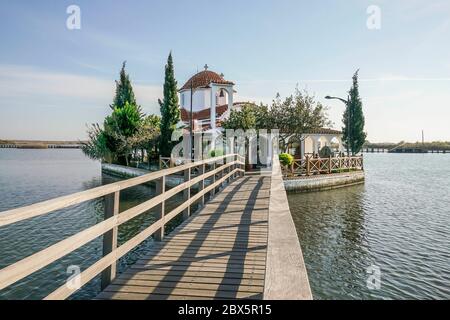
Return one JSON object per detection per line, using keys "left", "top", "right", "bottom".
{"left": 180, "top": 69, "right": 234, "bottom": 91}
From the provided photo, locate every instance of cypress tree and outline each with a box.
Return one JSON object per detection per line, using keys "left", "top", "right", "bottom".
{"left": 105, "top": 62, "right": 143, "bottom": 165}
{"left": 111, "top": 61, "right": 137, "bottom": 110}
{"left": 158, "top": 52, "right": 180, "bottom": 157}
{"left": 342, "top": 70, "right": 367, "bottom": 155}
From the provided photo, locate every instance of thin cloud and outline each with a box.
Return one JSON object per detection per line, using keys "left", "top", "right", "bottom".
{"left": 0, "top": 64, "right": 113, "bottom": 100}
{"left": 238, "top": 77, "right": 450, "bottom": 85}
{"left": 0, "top": 64, "right": 162, "bottom": 113}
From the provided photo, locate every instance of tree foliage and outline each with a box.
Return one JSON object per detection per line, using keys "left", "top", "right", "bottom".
{"left": 222, "top": 91, "right": 331, "bottom": 153}
{"left": 81, "top": 124, "right": 111, "bottom": 163}
{"left": 103, "top": 102, "right": 143, "bottom": 165}
{"left": 129, "top": 115, "right": 161, "bottom": 160}
{"left": 222, "top": 103, "right": 274, "bottom": 131}
{"left": 343, "top": 70, "right": 367, "bottom": 155}
{"left": 82, "top": 63, "right": 160, "bottom": 166}
{"left": 221, "top": 104, "right": 260, "bottom": 166}
{"left": 112, "top": 61, "right": 137, "bottom": 110}
{"left": 159, "top": 52, "right": 180, "bottom": 157}
{"left": 270, "top": 88, "right": 331, "bottom": 148}
{"left": 222, "top": 104, "right": 257, "bottom": 130}
{"left": 105, "top": 102, "right": 143, "bottom": 139}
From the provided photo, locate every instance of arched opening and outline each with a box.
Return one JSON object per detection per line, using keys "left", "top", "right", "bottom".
{"left": 330, "top": 136, "right": 341, "bottom": 155}
{"left": 318, "top": 136, "right": 329, "bottom": 150}
{"left": 216, "top": 88, "right": 231, "bottom": 106}
{"left": 287, "top": 136, "right": 301, "bottom": 157}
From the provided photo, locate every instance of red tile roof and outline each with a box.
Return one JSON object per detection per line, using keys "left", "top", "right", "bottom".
{"left": 305, "top": 128, "right": 342, "bottom": 135}
{"left": 180, "top": 104, "right": 229, "bottom": 121}
{"left": 179, "top": 70, "right": 234, "bottom": 91}
{"left": 180, "top": 102, "right": 259, "bottom": 122}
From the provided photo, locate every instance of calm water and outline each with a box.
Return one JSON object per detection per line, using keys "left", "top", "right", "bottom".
{"left": 288, "top": 153, "right": 450, "bottom": 300}
{"left": 1, "top": 150, "right": 449, "bottom": 300}
{"left": 0, "top": 149, "right": 186, "bottom": 300}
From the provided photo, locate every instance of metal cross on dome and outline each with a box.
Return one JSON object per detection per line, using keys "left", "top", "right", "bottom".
{"left": 204, "top": 64, "right": 208, "bottom": 70}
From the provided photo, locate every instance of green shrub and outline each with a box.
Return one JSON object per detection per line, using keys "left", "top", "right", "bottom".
{"left": 209, "top": 149, "right": 224, "bottom": 158}
{"left": 279, "top": 153, "right": 294, "bottom": 166}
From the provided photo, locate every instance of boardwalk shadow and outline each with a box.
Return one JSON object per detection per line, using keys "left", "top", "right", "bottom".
{"left": 214, "top": 176, "right": 266, "bottom": 299}
{"left": 144, "top": 176, "right": 267, "bottom": 300}
{"left": 101, "top": 176, "right": 271, "bottom": 300}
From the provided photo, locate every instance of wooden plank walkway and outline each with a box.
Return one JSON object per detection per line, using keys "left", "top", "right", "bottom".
{"left": 97, "top": 175, "right": 271, "bottom": 300}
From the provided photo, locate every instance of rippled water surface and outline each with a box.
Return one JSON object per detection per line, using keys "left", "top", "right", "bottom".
{"left": 1, "top": 150, "right": 449, "bottom": 300}
{"left": 0, "top": 149, "right": 185, "bottom": 300}
{"left": 288, "top": 153, "right": 450, "bottom": 300}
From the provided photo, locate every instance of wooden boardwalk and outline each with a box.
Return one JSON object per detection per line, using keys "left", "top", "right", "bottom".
{"left": 0, "top": 154, "right": 311, "bottom": 300}
{"left": 97, "top": 175, "right": 270, "bottom": 300}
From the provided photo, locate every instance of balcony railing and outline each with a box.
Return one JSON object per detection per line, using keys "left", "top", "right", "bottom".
{"left": 283, "top": 156, "right": 364, "bottom": 176}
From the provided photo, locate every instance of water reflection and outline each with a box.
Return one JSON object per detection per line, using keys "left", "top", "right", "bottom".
{"left": 0, "top": 150, "right": 185, "bottom": 300}
{"left": 289, "top": 153, "right": 450, "bottom": 300}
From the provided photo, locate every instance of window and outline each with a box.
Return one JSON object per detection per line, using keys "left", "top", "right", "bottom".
{"left": 181, "top": 93, "right": 185, "bottom": 106}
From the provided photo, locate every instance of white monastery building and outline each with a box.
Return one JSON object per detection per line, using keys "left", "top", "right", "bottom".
{"left": 178, "top": 65, "right": 345, "bottom": 158}
{"left": 178, "top": 64, "right": 246, "bottom": 131}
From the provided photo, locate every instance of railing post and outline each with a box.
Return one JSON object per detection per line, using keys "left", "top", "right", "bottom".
{"left": 306, "top": 156, "right": 310, "bottom": 176}
{"left": 223, "top": 157, "right": 228, "bottom": 186}
{"left": 221, "top": 161, "right": 226, "bottom": 184}
{"left": 101, "top": 191, "right": 120, "bottom": 290}
{"left": 154, "top": 176, "right": 165, "bottom": 241}
{"left": 226, "top": 156, "right": 231, "bottom": 184}
{"left": 211, "top": 162, "right": 216, "bottom": 197}
{"left": 233, "top": 154, "right": 239, "bottom": 180}
{"left": 183, "top": 167, "right": 191, "bottom": 219}
{"left": 221, "top": 161, "right": 226, "bottom": 188}
{"left": 198, "top": 163, "right": 205, "bottom": 207}
{"left": 328, "top": 155, "right": 332, "bottom": 174}
{"left": 218, "top": 162, "right": 223, "bottom": 190}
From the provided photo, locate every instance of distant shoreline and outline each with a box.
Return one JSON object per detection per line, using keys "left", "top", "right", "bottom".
{"left": 0, "top": 140, "right": 85, "bottom": 149}
{"left": 364, "top": 141, "right": 450, "bottom": 152}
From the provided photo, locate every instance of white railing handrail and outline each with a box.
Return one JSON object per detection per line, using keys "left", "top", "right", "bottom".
{"left": 294, "top": 155, "right": 363, "bottom": 161}
{"left": 0, "top": 154, "right": 245, "bottom": 299}
{"left": 0, "top": 154, "right": 240, "bottom": 228}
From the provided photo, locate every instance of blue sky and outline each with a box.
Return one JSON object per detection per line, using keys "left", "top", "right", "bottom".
{"left": 0, "top": 0, "right": 449, "bottom": 142}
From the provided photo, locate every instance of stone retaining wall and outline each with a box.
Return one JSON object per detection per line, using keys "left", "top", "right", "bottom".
{"left": 283, "top": 171, "right": 365, "bottom": 193}
{"left": 101, "top": 163, "right": 184, "bottom": 187}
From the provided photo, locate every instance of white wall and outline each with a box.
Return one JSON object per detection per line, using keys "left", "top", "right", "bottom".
{"left": 217, "top": 90, "right": 227, "bottom": 106}
{"left": 304, "top": 137, "right": 313, "bottom": 154}
{"left": 180, "top": 88, "right": 211, "bottom": 112}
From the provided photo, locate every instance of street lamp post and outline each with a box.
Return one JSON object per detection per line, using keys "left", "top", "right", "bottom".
{"left": 189, "top": 79, "right": 195, "bottom": 161}
{"left": 325, "top": 95, "right": 351, "bottom": 156}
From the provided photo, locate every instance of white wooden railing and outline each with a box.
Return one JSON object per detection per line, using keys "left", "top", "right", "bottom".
{"left": 285, "top": 156, "right": 364, "bottom": 176}
{"left": 0, "top": 154, "right": 245, "bottom": 300}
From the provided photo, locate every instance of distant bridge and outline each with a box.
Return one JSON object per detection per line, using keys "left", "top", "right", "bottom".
{"left": 0, "top": 144, "right": 82, "bottom": 149}
{"left": 0, "top": 141, "right": 84, "bottom": 149}
{"left": 363, "top": 143, "right": 449, "bottom": 154}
